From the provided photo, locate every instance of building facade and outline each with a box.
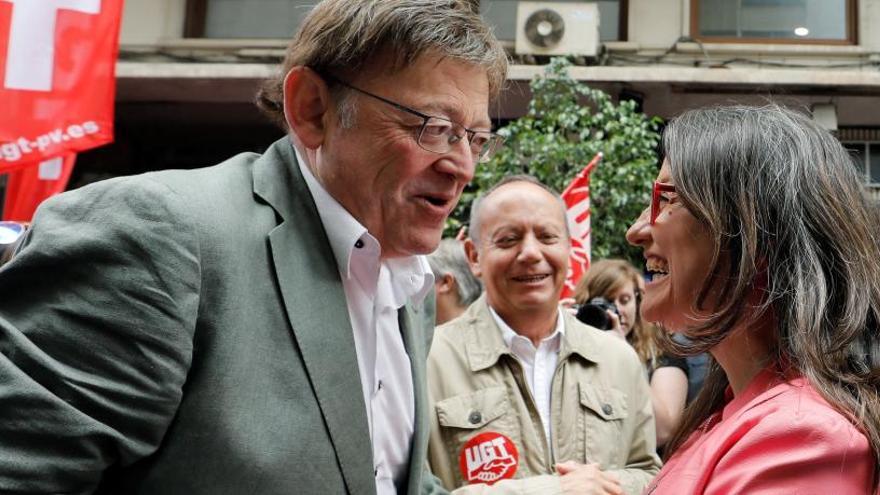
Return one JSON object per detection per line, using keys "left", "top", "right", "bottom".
{"left": 74, "top": 0, "right": 880, "bottom": 200}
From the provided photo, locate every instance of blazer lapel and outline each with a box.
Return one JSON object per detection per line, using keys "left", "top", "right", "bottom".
{"left": 398, "top": 299, "right": 432, "bottom": 495}
{"left": 254, "top": 138, "right": 374, "bottom": 494}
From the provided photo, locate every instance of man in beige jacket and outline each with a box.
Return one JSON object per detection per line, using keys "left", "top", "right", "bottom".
{"left": 427, "top": 176, "right": 660, "bottom": 495}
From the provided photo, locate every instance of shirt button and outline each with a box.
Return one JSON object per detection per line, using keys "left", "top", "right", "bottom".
{"left": 354, "top": 239, "right": 364, "bottom": 249}
{"left": 602, "top": 404, "right": 613, "bottom": 415}
{"left": 468, "top": 411, "right": 482, "bottom": 425}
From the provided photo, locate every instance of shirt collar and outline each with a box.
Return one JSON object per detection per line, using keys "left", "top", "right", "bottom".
{"left": 295, "top": 146, "right": 368, "bottom": 280}
{"left": 294, "top": 146, "right": 433, "bottom": 306}
{"left": 490, "top": 306, "right": 565, "bottom": 351}
{"left": 384, "top": 256, "right": 434, "bottom": 308}
{"left": 462, "top": 297, "right": 603, "bottom": 372}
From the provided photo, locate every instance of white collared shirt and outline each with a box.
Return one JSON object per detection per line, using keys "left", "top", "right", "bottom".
{"left": 490, "top": 307, "right": 565, "bottom": 449}
{"left": 296, "top": 146, "right": 433, "bottom": 494}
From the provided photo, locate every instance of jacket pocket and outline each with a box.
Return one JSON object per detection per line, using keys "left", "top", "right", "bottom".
{"left": 436, "top": 386, "right": 510, "bottom": 429}
{"left": 578, "top": 381, "right": 629, "bottom": 468}
{"left": 435, "top": 386, "right": 522, "bottom": 486}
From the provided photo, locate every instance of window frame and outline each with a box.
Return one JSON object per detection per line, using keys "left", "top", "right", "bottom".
{"left": 689, "top": 0, "right": 858, "bottom": 46}
{"left": 184, "top": 0, "right": 629, "bottom": 42}
{"left": 842, "top": 141, "right": 880, "bottom": 186}
{"left": 619, "top": 0, "right": 630, "bottom": 41}
{"left": 184, "top": 0, "right": 207, "bottom": 38}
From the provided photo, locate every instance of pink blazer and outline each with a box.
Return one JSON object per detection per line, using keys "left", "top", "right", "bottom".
{"left": 644, "top": 366, "right": 876, "bottom": 495}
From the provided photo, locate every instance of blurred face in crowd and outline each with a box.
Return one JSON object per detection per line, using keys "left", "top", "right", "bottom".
{"left": 466, "top": 181, "right": 570, "bottom": 325}
{"left": 287, "top": 51, "right": 491, "bottom": 259}
{"left": 626, "top": 160, "right": 718, "bottom": 330}
{"left": 608, "top": 279, "right": 638, "bottom": 337}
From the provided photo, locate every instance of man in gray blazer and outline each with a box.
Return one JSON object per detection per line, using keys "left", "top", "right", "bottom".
{"left": 0, "top": 1, "right": 507, "bottom": 493}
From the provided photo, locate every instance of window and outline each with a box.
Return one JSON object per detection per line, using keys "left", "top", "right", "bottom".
{"left": 691, "top": 0, "right": 856, "bottom": 44}
{"left": 186, "top": 0, "right": 316, "bottom": 38}
{"left": 185, "top": 0, "right": 628, "bottom": 42}
{"left": 843, "top": 142, "right": 880, "bottom": 186}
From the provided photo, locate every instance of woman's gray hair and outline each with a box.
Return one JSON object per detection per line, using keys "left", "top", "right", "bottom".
{"left": 427, "top": 239, "right": 482, "bottom": 306}
{"left": 469, "top": 175, "right": 569, "bottom": 245}
{"left": 256, "top": 0, "right": 508, "bottom": 129}
{"left": 659, "top": 104, "right": 880, "bottom": 477}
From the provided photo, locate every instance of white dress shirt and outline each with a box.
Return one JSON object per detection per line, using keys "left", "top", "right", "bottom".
{"left": 490, "top": 307, "right": 565, "bottom": 449}
{"left": 296, "top": 147, "right": 433, "bottom": 494}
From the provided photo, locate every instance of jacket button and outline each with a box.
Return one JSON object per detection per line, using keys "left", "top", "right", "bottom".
{"left": 468, "top": 411, "right": 482, "bottom": 424}
{"left": 602, "top": 404, "right": 613, "bottom": 415}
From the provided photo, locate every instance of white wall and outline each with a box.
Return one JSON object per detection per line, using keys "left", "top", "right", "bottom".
{"left": 858, "top": 0, "right": 880, "bottom": 51}
{"left": 116, "top": 0, "right": 879, "bottom": 51}
{"left": 627, "top": 0, "right": 684, "bottom": 48}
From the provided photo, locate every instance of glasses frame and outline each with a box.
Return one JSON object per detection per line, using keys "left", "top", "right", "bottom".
{"left": 651, "top": 182, "right": 676, "bottom": 225}
{"left": 319, "top": 73, "right": 502, "bottom": 163}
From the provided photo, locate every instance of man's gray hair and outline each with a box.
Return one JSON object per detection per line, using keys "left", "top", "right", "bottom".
{"left": 468, "top": 175, "right": 569, "bottom": 245}
{"left": 427, "top": 239, "right": 482, "bottom": 307}
{"left": 256, "top": 0, "right": 508, "bottom": 129}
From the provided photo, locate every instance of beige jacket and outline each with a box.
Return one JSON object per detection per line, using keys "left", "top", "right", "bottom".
{"left": 427, "top": 296, "right": 661, "bottom": 495}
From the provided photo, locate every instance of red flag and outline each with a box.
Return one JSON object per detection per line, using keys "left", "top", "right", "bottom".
{"left": 0, "top": 0, "right": 124, "bottom": 171}
{"left": 561, "top": 152, "right": 602, "bottom": 299}
{"left": 3, "top": 154, "right": 75, "bottom": 221}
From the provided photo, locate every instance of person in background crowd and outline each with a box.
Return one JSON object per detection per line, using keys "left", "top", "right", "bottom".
{"left": 428, "top": 238, "right": 483, "bottom": 325}
{"left": 0, "top": 1, "right": 507, "bottom": 493}
{"left": 428, "top": 175, "right": 661, "bottom": 495}
{"left": 676, "top": 334, "right": 708, "bottom": 404}
{"left": 628, "top": 104, "right": 880, "bottom": 494}
{"left": 573, "top": 259, "right": 688, "bottom": 448}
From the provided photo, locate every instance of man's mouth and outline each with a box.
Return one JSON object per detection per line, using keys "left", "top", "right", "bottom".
{"left": 511, "top": 274, "right": 550, "bottom": 283}
{"left": 416, "top": 193, "right": 454, "bottom": 209}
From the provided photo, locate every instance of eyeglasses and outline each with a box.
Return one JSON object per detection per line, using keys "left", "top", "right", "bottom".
{"left": 650, "top": 182, "right": 676, "bottom": 225}
{"left": 321, "top": 74, "right": 503, "bottom": 163}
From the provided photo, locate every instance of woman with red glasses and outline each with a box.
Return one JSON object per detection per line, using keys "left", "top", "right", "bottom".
{"left": 627, "top": 104, "right": 879, "bottom": 494}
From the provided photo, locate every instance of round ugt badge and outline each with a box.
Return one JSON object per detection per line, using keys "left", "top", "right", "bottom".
{"left": 459, "top": 431, "right": 519, "bottom": 485}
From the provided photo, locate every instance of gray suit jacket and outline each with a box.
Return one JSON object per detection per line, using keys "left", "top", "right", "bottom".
{"left": 0, "top": 137, "right": 444, "bottom": 494}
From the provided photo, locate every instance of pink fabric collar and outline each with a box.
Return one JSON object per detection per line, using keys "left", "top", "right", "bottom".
{"left": 720, "top": 364, "right": 802, "bottom": 422}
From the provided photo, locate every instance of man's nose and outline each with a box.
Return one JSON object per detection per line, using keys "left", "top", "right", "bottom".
{"left": 437, "top": 138, "right": 476, "bottom": 184}
{"left": 517, "top": 235, "right": 543, "bottom": 261}
{"left": 626, "top": 207, "right": 651, "bottom": 247}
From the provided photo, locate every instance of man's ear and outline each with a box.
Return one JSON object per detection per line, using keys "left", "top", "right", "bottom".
{"left": 463, "top": 238, "right": 481, "bottom": 278}
{"left": 283, "top": 66, "right": 332, "bottom": 149}
{"left": 436, "top": 273, "right": 456, "bottom": 294}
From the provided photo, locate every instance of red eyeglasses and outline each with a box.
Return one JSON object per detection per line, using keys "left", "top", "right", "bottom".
{"left": 650, "top": 182, "right": 676, "bottom": 224}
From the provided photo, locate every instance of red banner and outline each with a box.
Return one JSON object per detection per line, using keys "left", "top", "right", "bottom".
{"left": 3, "top": 154, "right": 75, "bottom": 221}
{"left": 0, "top": 0, "right": 124, "bottom": 171}
{"left": 561, "top": 152, "right": 602, "bottom": 299}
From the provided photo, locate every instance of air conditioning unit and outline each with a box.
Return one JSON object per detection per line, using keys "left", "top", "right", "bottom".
{"left": 515, "top": 2, "right": 600, "bottom": 57}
